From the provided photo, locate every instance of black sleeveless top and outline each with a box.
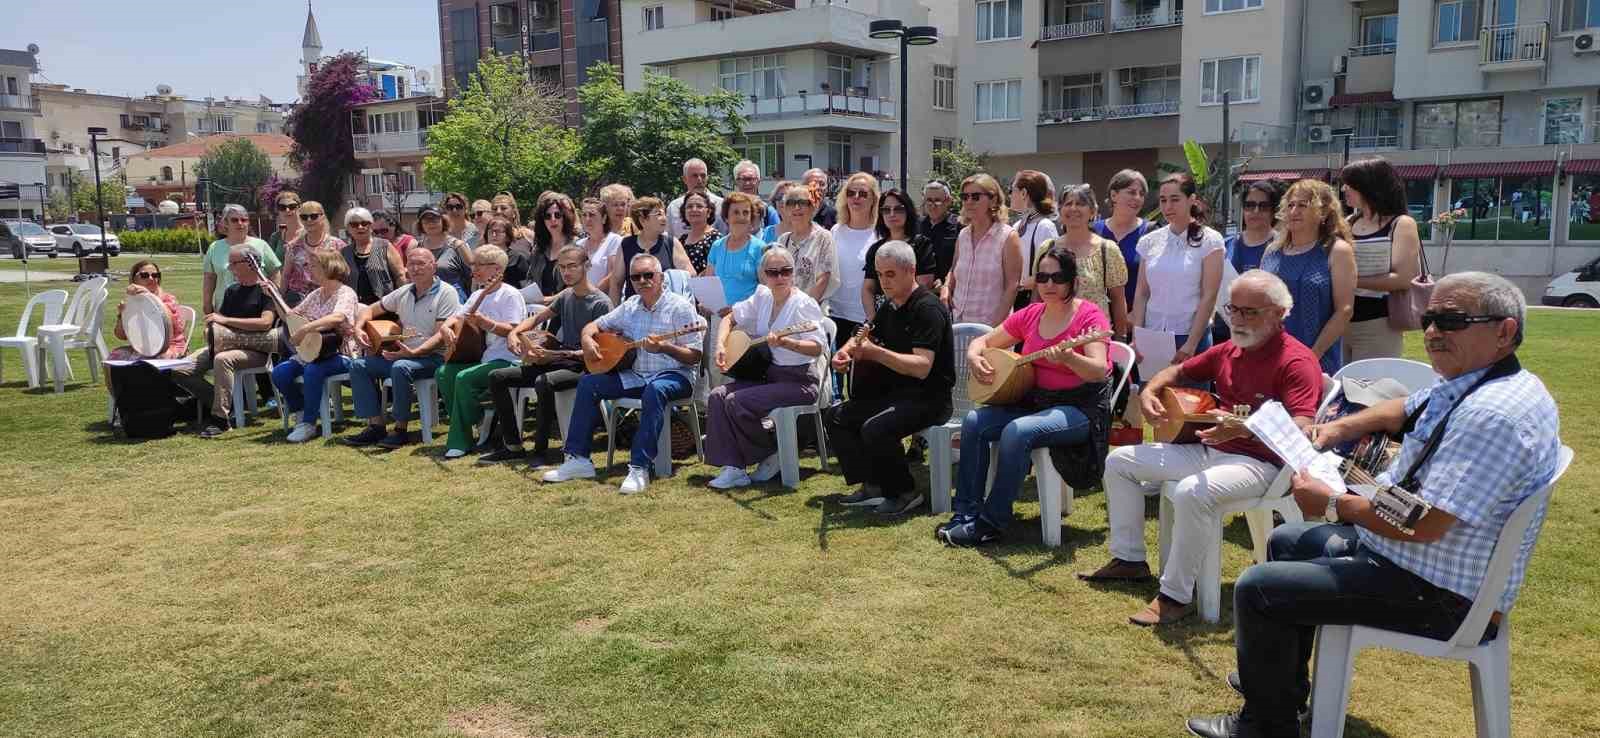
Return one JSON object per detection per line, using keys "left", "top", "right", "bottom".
{"left": 619, "top": 234, "right": 674, "bottom": 298}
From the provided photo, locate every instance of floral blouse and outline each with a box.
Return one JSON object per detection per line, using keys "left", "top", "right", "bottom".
{"left": 292, "top": 283, "right": 360, "bottom": 357}
{"left": 682, "top": 228, "right": 720, "bottom": 273}
{"left": 282, "top": 233, "right": 348, "bottom": 297}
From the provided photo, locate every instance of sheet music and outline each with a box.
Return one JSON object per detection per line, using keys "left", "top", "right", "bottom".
{"left": 520, "top": 282, "right": 543, "bottom": 305}
{"left": 1133, "top": 326, "right": 1176, "bottom": 379}
{"left": 688, "top": 276, "right": 727, "bottom": 314}
{"left": 1243, "top": 401, "right": 1347, "bottom": 494}
{"left": 104, "top": 358, "right": 196, "bottom": 371}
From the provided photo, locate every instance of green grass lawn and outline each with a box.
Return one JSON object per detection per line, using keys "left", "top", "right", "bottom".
{"left": 1, "top": 256, "right": 1597, "bottom": 737}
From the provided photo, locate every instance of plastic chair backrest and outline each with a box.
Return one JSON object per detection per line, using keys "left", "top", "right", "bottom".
{"left": 1108, "top": 341, "right": 1135, "bottom": 403}
{"left": 178, "top": 305, "right": 197, "bottom": 351}
{"left": 1446, "top": 444, "right": 1573, "bottom": 648}
{"left": 1321, "top": 358, "right": 1438, "bottom": 416}
{"left": 12, "top": 289, "right": 68, "bottom": 338}
{"left": 816, "top": 317, "right": 837, "bottom": 407}
{"left": 79, "top": 287, "right": 109, "bottom": 340}
{"left": 61, "top": 279, "right": 103, "bottom": 327}
{"left": 950, "top": 322, "right": 991, "bottom": 418}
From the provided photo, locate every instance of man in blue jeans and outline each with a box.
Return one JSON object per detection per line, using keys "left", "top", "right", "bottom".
{"left": 344, "top": 247, "right": 462, "bottom": 449}
{"left": 543, "top": 253, "right": 704, "bottom": 494}
{"left": 1186, "top": 272, "right": 1561, "bottom": 738}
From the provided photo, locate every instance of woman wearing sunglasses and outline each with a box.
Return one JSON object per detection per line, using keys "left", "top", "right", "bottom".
{"left": 441, "top": 192, "right": 480, "bottom": 247}
{"left": 705, "top": 246, "right": 829, "bottom": 489}
{"left": 340, "top": 207, "right": 408, "bottom": 305}
{"left": 280, "top": 201, "right": 347, "bottom": 306}
{"left": 828, "top": 172, "right": 881, "bottom": 356}
{"left": 108, "top": 260, "right": 190, "bottom": 361}
{"left": 942, "top": 245, "right": 1112, "bottom": 546}
{"left": 268, "top": 192, "right": 302, "bottom": 264}
{"left": 942, "top": 173, "right": 1023, "bottom": 327}
{"left": 369, "top": 210, "right": 415, "bottom": 260}
{"left": 861, "top": 189, "right": 935, "bottom": 321}
{"left": 528, "top": 192, "right": 578, "bottom": 306}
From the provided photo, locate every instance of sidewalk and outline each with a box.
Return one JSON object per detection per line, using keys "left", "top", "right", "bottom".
{"left": 0, "top": 270, "right": 75, "bottom": 283}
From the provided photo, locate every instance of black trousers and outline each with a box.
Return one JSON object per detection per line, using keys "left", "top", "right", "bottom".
{"left": 486, "top": 361, "right": 583, "bottom": 451}
{"left": 823, "top": 391, "right": 950, "bottom": 496}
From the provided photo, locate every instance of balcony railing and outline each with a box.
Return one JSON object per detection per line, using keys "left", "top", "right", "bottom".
{"left": 0, "top": 94, "right": 40, "bottom": 114}
{"left": 737, "top": 92, "right": 895, "bottom": 122}
{"left": 0, "top": 138, "right": 46, "bottom": 155}
{"left": 1039, "top": 99, "right": 1178, "bottom": 124}
{"left": 1349, "top": 135, "right": 1401, "bottom": 149}
{"left": 1111, "top": 9, "right": 1182, "bottom": 31}
{"left": 1348, "top": 42, "right": 1396, "bottom": 57}
{"left": 1479, "top": 22, "right": 1547, "bottom": 68}
{"left": 353, "top": 130, "right": 431, "bottom": 153}
{"left": 1041, "top": 17, "right": 1104, "bottom": 40}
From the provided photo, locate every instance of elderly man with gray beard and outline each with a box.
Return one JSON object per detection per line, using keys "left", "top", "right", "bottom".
{"left": 1079, "top": 270, "right": 1326, "bottom": 627}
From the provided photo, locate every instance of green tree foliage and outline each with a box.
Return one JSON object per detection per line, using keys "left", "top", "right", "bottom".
{"left": 575, "top": 64, "right": 745, "bottom": 198}
{"left": 925, "top": 141, "right": 989, "bottom": 190}
{"left": 1156, "top": 139, "right": 1250, "bottom": 227}
{"left": 195, "top": 137, "right": 273, "bottom": 213}
{"left": 423, "top": 53, "right": 587, "bottom": 214}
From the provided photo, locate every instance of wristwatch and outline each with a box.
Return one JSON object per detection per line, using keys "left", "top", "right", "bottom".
{"left": 1323, "top": 494, "right": 1341, "bottom": 523}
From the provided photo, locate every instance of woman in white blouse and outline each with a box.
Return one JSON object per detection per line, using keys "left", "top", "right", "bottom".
{"left": 1130, "top": 173, "right": 1224, "bottom": 365}
{"left": 829, "top": 171, "right": 880, "bottom": 351}
{"left": 1010, "top": 169, "right": 1059, "bottom": 308}
{"left": 706, "top": 247, "right": 829, "bottom": 489}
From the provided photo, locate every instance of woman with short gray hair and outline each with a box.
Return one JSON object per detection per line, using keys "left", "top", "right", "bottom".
{"left": 202, "top": 203, "right": 281, "bottom": 315}
{"left": 340, "top": 206, "right": 407, "bottom": 304}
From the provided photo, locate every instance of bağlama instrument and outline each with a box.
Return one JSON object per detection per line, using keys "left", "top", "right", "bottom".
{"left": 1149, "top": 386, "right": 1252, "bottom": 444}
{"left": 586, "top": 323, "right": 706, "bottom": 374}
{"left": 967, "top": 329, "right": 1111, "bottom": 406}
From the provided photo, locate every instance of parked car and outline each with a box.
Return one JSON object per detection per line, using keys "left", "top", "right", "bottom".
{"left": 1543, "top": 256, "right": 1600, "bottom": 308}
{"left": 2, "top": 220, "right": 58, "bottom": 258}
{"left": 49, "top": 223, "right": 121, "bottom": 256}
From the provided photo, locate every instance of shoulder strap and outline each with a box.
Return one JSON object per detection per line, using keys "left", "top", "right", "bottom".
{"left": 1396, "top": 354, "right": 1520, "bottom": 490}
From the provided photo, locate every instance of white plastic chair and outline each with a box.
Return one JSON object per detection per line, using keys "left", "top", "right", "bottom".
{"left": 1315, "top": 358, "right": 1438, "bottom": 417}
{"left": 1308, "top": 445, "right": 1573, "bottom": 738}
{"left": 767, "top": 317, "right": 835, "bottom": 488}
{"left": 36, "top": 276, "right": 108, "bottom": 381}
{"left": 410, "top": 377, "right": 440, "bottom": 444}
{"left": 231, "top": 363, "right": 275, "bottom": 428}
{"left": 177, "top": 305, "right": 197, "bottom": 352}
{"left": 922, "top": 322, "right": 997, "bottom": 513}
{"left": 0, "top": 289, "right": 68, "bottom": 388}
{"left": 38, "top": 286, "right": 109, "bottom": 393}
{"left": 272, "top": 369, "right": 350, "bottom": 438}
{"left": 604, "top": 349, "right": 708, "bottom": 478}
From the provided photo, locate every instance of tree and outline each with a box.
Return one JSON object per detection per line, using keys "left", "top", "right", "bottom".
{"left": 195, "top": 137, "right": 273, "bottom": 213}
{"left": 925, "top": 141, "right": 989, "bottom": 189}
{"left": 284, "top": 52, "right": 378, "bottom": 210}
{"left": 423, "top": 53, "right": 588, "bottom": 210}
{"left": 65, "top": 170, "right": 127, "bottom": 218}
{"left": 1156, "top": 140, "right": 1249, "bottom": 227}
{"left": 576, "top": 64, "right": 745, "bottom": 198}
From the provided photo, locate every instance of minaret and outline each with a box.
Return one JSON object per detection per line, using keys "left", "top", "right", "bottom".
{"left": 297, "top": 2, "right": 323, "bottom": 97}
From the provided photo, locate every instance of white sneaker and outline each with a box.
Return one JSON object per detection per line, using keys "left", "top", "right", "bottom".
{"left": 286, "top": 423, "right": 317, "bottom": 443}
{"left": 709, "top": 465, "right": 752, "bottom": 489}
{"left": 542, "top": 454, "right": 596, "bottom": 482}
{"left": 751, "top": 453, "right": 781, "bottom": 483}
{"left": 620, "top": 465, "right": 650, "bottom": 495}
{"left": 443, "top": 448, "right": 466, "bottom": 459}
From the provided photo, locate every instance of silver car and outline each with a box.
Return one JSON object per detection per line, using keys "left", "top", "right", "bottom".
{"left": 50, "top": 223, "right": 122, "bottom": 256}
{"left": 2, "top": 220, "right": 58, "bottom": 258}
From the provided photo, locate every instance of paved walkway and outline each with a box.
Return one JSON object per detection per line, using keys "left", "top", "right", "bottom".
{"left": 0, "top": 270, "right": 76, "bottom": 283}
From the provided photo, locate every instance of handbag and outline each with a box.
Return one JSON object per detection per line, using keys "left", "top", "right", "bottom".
{"left": 1387, "top": 238, "right": 1433, "bottom": 331}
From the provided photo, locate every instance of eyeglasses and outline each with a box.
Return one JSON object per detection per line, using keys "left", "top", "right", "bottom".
{"left": 879, "top": 205, "right": 907, "bottom": 216}
{"left": 846, "top": 189, "right": 872, "bottom": 199}
{"left": 472, "top": 210, "right": 489, "bottom": 218}
{"left": 1224, "top": 303, "right": 1271, "bottom": 318}
{"left": 784, "top": 200, "right": 811, "bottom": 208}
{"left": 763, "top": 267, "right": 795, "bottom": 278}
{"left": 1421, "top": 312, "right": 1505, "bottom": 332}
{"left": 628, "top": 271, "right": 658, "bottom": 283}
{"left": 1241, "top": 201, "right": 1273, "bottom": 212}
{"left": 135, "top": 271, "right": 161, "bottom": 280}
{"left": 923, "top": 197, "right": 949, "bottom": 205}
{"left": 227, "top": 217, "right": 250, "bottom": 224}
{"left": 544, "top": 212, "right": 565, "bottom": 220}
{"left": 959, "top": 192, "right": 988, "bottom": 202}
{"left": 277, "top": 203, "right": 299, "bottom": 211}
{"left": 445, "top": 203, "right": 466, "bottom": 211}
{"left": 299, "top": 213, "right": 322, "bottom": 222}
{"left": 1033, "top": 269, "right": 1072, "bottom": 284}
{"left": 373, "top": 227, "right": 392, "bottom": 236}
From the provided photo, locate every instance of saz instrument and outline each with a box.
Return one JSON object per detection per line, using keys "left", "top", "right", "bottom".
{"left": 516, "top": 330, "right": 580, "bottom": 365}
{"left": 361, "top": 318, "right": 419, "bottom": 352}
{"left": 246, "top": 251, "right": 326, "bottom": 363}
{"left": 1149, "top": 386, "right": 1252, "bottom": 444}
{"left": 968, "top": 329, "right": 1112, "bottom": 406}
{"left": 721, "top": 320, "right": 818, "bottom": 382}
{"left": 123, "top": 291, "right": 172, "bottom": 358}
{"left": 844, "top": 320, "right": 891, "bottom": 397}
{"left": 444, "top": 276, "right": 502, "bottom": 364}
{"left": 586, "top": 323, "right": 706, "bottom": 374}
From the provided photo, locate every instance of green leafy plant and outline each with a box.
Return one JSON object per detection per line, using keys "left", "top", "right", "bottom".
{"left": 114, "top": 228, "right": 211, "bottom": 254}
{"left": 576, "top": 64, "right": 745, "bottom": 198}
{"left": 924, "top": 141, "right": 989, "bottom": 191}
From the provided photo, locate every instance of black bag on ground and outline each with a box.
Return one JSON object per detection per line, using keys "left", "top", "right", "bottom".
{"left": 108, "top": 362, "right": 184, "bottom": 438}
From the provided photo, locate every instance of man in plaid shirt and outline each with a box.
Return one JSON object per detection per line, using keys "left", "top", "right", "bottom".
{"left": 1188, "top": 272, "right": 1562, "bottom": 738}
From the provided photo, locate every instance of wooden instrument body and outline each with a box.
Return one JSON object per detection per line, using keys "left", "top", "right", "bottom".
{"left": 585, "top": 324, "right": 705, "bottom": 374}
{"left": 443, "top": 278, "right": 500, "bottom": 364}
{"left": 362, "top": 318, "right": 420, "bottom": 353}
{"left": 1150, "top": 386, "right": 1250, "bottom": 444}
{"left": 243, "top": 250, "right": 324, "bottom": 362}
{"left": 517, "top": 330, "right": 572, "bottom": 365}
{"left": 968, "top": 348, "right": 1033, "bottom": 405}
{"left": 123, "top": 291, "right": 171, "bottom": 358}
{"left": 845, "top": 321, "right": 893, "bottom": 398}
{"left": 721, "top": 320, "right": 818, "bottom": 380}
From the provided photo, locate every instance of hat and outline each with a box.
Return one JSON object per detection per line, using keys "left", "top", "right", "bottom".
{"left": 417, "top": 205, "right": 443, "bottom": 220}
{"left": 1339, "top": 376, "right": 1408, "bottom": 407}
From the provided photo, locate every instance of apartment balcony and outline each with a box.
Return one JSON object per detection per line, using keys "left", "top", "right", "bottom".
{"left": 1344, "top": 44, "right": 1395, "bottom": 95}
{"left": 0, "top": 94, "right": 41, "bottom": 115}
{"left": 0, "top": 138, "right": 46, "bottom": 155}
{"left": 1037, "top": 101, "right": 1179, "bottom": 152}
{"left": 734, "top": 92, "right": 897, "bottom": 134}
{"left": 1479, "top": 22, "right": 1548, "bottom": 72}
{"left": 629, "top": 4, "right": 892, "bottom": 67}
{"left": 1041, "top": 17, "right": 1104, "bottom": 41}
{"left": 1038, "top": 99, "right": 1178, "bottom": 124}
{"left": 1111, "top": 8, "right": 1182, "bottom": 32}
{"left": 352, "top": 130, "right": 430, "bottom": 154}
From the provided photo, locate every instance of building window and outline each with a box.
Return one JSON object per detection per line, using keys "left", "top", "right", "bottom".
{"left": 1405, "top": 178, "right": 1435, "bottom": 240}
{"left": 575, "top": 0, "right": 611, "bottom": 86}
{"left": 1044, "top": 72, "right": 1104, "bottom": 114}
{"left": 826, "top": 132, "right": 853, "bottom": 171}
{"left": 4, "top": 76, "right": 17, "bottom": 95}
{"left": 933, "top": 65, "right": 956, "bottom": 110}
{"left": 1127, "top": 64, "right": 1180, "bottom": 105}
{"left": 644, "top": 5, "right": 665, "bottom": 30}
{"left": 731, "top": 133, "right": 786, "bottom": 179}
{"left": 976, "top": 0, "right": 1024, "bottom": 41}
{"left": 975, "top": 79, "right": 1023, "bottom": 122}
{"left": 450, "top": 7, "right": 481, "bottom": 94}
{"left": 1570, "top": 175, "right": 1600, "bottom": 241}
{"left": 368, "top": 111, "right": 417, "bottom": 134}
{"left": 1542, "top": 97, "right": 1584, "bottom": 144}
{"left": 1449, "top": 175, "right": 1553, "bottom": 240}
{"left": 710, "top": 6, "right": 734, "bottom": 20}
{"left": 1205, "top": 0, "right": 1262, "bottom": 13}
{"left": 533, "top": 64, "right": 563, "bottom": 91}
{"left": 932, "top": 137, "right": 957, "bottom": 152}
{"left": 529, "top": 0, "right": 559, "bottom": 51}
{"left": 824, "top": 54, "right": 854, "bottom": 95}
{"left": 366, "top": 173, "right": 386, "bottom": 195}
{"left": 1045, "top": 0, "right": 1104, "bottom": 27}
{"left": 1414, "top": 99, "right": 1501, "bottom": 148}
{"left": 1200, "top": 55, "right": 1261, "bottom": 104}
{"left": 490, "top": 3, "right": 521, "bottom": 55}
{"left": 1434, "top": 0, "right": 1480, "bottom": 45}
{"left": 719, "top": 54, "right": 786, "bottom": 98}
{"left": 1562, "top": 0, "right": 1600, "bottom": 31}
{"left": 160, "top": 166, "right": 173, "bottom": 182}
{"left": 1350, "top": 104, "right": 1402, "bottom": 148}
{"left": 1360, "top": 14, "right": 1399, "bottom": 54}
{"left": 1, "top": 120, "right": 20, "bottom": 138}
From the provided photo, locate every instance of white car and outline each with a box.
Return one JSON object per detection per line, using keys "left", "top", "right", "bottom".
{"left": 50, "top": 223, "right": 122, "bottom": 256}
{"left": 1542, "top": 256, "right": 1599, "bottom": 309}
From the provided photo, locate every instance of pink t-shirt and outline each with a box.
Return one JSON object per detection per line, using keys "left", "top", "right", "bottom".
{"left": 1000, "top": 299, "right": 1112, "bottom": 391}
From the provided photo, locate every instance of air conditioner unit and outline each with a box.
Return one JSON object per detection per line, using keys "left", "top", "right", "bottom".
{"left": 1575, "top": 32, "right": 1598, "bottom": 55}
{"left": 1307, "top": 125, "right": 1332, "bottom": 144}
{"left": 1333, "top": 54, "right": 1348, "bottom": 75}
{"left": 489, "top": 5, "right": 515, "bottom": 26}
{"left": 1118, "top": 68, "right": 1137, "bottom": 87}
{"left": 1302, "top": 79, "right": 1333, "bottom": 111}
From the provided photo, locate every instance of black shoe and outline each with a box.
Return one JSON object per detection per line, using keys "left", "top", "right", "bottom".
{"left": 938, "top": 516, "right": 1003, "bottom": 547}
{"left": 377, "top": 431, "right": 416, "bottom": 449}
{"left": 198, "top": 424, "right": 228, "bottom": 439}
{"left": 1186, "top": 714, "right": 1247, "bottom": 738}
{"left": 345, "top": 425, "right": 388, "bottom": 447}
{"left": 1226, "top": 672, "right": 1309, "bottom": 723}
{"left": 934, "top": 513, "right": 974, "bottom": 538}
{"left": 477, "top": 447, "right": 525, "bottom": 464}
{"left": 839, "top": 488, "right": 886, "bottom": 508}
{"left": 874, "top": 492, "right": 925, "bottom": 516}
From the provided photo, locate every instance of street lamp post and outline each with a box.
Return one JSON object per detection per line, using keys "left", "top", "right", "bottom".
{"left": 86, "top": 127, "right": 110, "bottom": 269}
{"left": 868, "top": 19, "right": 938, "bottom": 192}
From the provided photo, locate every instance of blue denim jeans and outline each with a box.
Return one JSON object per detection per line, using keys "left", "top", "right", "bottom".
{"left": 564, "top": 371, "right": 693, "bottom": 470}
{"left": 953, "top": 403, "right": 1092, "bottom": 527}
{"left": 270, "top": 354, "right": 352, "bottom": 425}
{"left": 349, "top": 353, "right": 444, "bottom": 423}
{"left": 1234, "top": 522, "right": 1477, "bottom": 734}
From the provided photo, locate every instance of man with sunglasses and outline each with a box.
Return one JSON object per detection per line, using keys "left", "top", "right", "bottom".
{"left": 667, "top": 158, "right": 726, "bottom": 240}
{"left": 544, "top": 253, "right": 705, "bottom": 494}
{"left": 1083, "top": 270, "right": 1324, "bottom": 628}
{"left": 1187, "top": 272, "right": 1560, "bottom": 738}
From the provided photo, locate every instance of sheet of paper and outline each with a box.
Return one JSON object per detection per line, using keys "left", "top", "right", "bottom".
{"left": 688, "top": 276, "right": 727, "bottom": 314}
{"left": 1244, "top": 401, "right": 1347, "bottom": 494}
{"left": 1133, "top": 326, "right": 1177, "bottom": 379}
{"left": 519, "top": 282, "right": 543, "bottom": 305}
{"left": 104, "top": 358, "right": 196, "bottom": 371}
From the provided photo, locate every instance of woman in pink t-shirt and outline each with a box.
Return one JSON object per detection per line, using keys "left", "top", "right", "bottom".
{"left": 939, "top": 244, "right": 1113, "bottom": 546}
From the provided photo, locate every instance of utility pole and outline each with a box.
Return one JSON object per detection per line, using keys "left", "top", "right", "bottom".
{"left": 1220, "top": 90, "right": 1231, "bottom": 230}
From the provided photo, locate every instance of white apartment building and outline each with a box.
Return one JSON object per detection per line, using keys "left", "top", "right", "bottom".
{"left": 0, "top": 46, "right": 47, "bottom": 219}
{"left": 619, "top": 0, "right": 959, "bottom": 193}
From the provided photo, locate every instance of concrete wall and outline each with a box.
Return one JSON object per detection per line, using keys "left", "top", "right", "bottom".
{"left": 1180, "top": 0, "right": 1301, "bottom": 144}
{"left": 956, "top": 0, "right": 1038, "bottom": 157}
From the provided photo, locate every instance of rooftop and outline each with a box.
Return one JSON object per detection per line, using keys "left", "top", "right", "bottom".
{"left": 127, "top": 133, "right": 294, "bottom": 160}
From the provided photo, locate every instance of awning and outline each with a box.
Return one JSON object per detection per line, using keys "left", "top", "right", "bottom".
{"left": 1329, "top": 91, "right": 1396, "bottom": 107}
{"left": 1440, "top": 160, "right": 1557, "bottom": 178}
{"left": 1392, "top": 164, "right": 1440, "bottom": 180}
{"left": 1564, "top": 159, "right": 1600, "bottom": 175}
{"left": 1238, "top": 169, "right": 1327, "bottom": 182}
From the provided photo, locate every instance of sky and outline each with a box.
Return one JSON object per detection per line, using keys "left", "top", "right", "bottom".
{"left": 5, "top": 1, "right": 443, "bottom": 103}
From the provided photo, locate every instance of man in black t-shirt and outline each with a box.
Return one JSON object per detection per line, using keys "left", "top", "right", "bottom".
{"left": 824, "top": 240, "right": 955, "bottom": 515}
{"left": 919, "top": 181, "right": 961, "bottom": 287}
{"left": 171, "top": 244, "right": 279, "bottom": 437}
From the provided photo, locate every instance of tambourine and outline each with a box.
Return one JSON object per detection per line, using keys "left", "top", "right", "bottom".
{"left": 123, "top": 291, "right": 171, "bottom": 358}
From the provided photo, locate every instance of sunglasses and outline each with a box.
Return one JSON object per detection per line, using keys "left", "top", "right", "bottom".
{"left": 472, "top": 210, "right": 489, "bottom": 217}
{"left": 1241, "top": 201, "right": 1273, "bottom": 212}
{"left": 277, "top": 203, "right": 299, "bottom": 211}
{"left": 1421, "top": 312, "right": 1504, "bottom": 332}
{"left": 923, "top": 197, "right": 949, "bottom": 205}
{"left": 1224, "top": 303, "right": 1270, "bottom": 318}
{"left": 349, "top": 221, "right": 371, "bottom": 228}
{"left": 299, "top": 213, "right": 324, "bottom": 222}
{"left": 846, "top": 189, "right": 872, "bottom": 199}
{"left": 135, "top": 271, "right": 161, "bottom": 280}
{"left": 445, "top": 203, "right": 466, "bottom": 211}
{"left": 879, "top": 205, "right": 907, "bottom": 215}
{"left": 227, "top": 217, "right": 250, "bottom": 224}
{"left": 628, "top": 271, "right": 658, "bottom": 283}
{"left": 544, "top": 212, "right": 565, "bottom": 220}
{"left": 373, "top": 227, "right": 392, "bottom": 236}
{"left": 784, "top": 200, "right": 811, "bottom": 208}
{"left": 1033, "top": 270, "right": 1072, "bottom": 285}
{"left": 763, "top": 267, "right": 795, "bottom": 278}
{"left": 959, "top": 192, "right": 988, "bottom": 202}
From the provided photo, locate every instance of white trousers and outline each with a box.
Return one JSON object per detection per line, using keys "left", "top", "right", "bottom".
{"left": 1104, "top": 443, "right": 1279, "bottom": 604}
